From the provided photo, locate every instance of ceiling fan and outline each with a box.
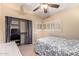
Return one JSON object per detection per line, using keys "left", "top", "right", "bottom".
{"left": 33, "top": 3, "right": 60, "bottom": 13}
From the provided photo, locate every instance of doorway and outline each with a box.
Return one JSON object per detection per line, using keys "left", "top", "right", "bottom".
{"left": 5, "top": 16, "right": 32, "bottom": 45}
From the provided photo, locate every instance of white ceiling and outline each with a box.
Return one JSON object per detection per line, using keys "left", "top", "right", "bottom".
{"left": 18, "top": 3, "right": 79, "bottom": 19}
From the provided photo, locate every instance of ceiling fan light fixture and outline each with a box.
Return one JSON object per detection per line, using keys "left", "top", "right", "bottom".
{"left": 33, "top": 3, "right": 60, "bottom": 13}
{"left": 41, "top": 4, "right": 48, "bottom": 9}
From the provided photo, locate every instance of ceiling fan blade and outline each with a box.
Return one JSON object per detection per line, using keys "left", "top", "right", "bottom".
{"left": 44, "top": 8, "right": 47, "bottom": 13}
{"left": 48, "top": 4, "right": 60, "bottom": 8}
{"left": 33, "top": 6, "right": 40, "bottom": 11}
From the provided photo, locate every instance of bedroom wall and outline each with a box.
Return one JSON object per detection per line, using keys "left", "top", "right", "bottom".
{"left": 0, "top": 3, "right": 43, "bottom": 43}
{"left": 41, "top": 6, "right": 79, "bottom": 39}
{"left": 0, "top": 4, "right": 5, "bottom": 43}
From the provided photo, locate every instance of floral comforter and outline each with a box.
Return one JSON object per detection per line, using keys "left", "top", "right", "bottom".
{"left": 34, "top": 37, "right": 79, "bottom": 56}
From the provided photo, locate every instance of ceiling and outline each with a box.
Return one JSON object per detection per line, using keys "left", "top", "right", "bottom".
{"left": 18, "top": 3, "right": 79, "bottom": 19}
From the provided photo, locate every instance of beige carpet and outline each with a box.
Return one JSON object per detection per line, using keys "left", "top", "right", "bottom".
{"left": 18, "top": 44, "right": 38, "bottom": 56}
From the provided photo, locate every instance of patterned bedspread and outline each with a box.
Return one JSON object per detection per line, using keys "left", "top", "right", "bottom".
{"left": 34, "top": 37, "right": 79, "bottom": 56}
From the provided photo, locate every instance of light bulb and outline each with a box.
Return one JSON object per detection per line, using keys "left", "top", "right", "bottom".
{"left": 41, "top": 4, "right": 48, "bottom": 9}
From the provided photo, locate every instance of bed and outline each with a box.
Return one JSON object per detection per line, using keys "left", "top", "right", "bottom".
{"left": 0, "top": 42, "right": 21, "bottom": 56}
{"left": 34, "top": 37, "right": 79, "bottom": 56}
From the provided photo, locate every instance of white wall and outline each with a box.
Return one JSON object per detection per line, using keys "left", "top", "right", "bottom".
{"left": 0, "top": 4, "right": 5, "bottom": 43}
{"left": 42, "top": 6, "right": 79, "bottom": 39}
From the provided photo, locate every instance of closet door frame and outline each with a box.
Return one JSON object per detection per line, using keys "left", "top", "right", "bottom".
{"left": 5, "top": 16, "right": 32, "bottom": 44}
